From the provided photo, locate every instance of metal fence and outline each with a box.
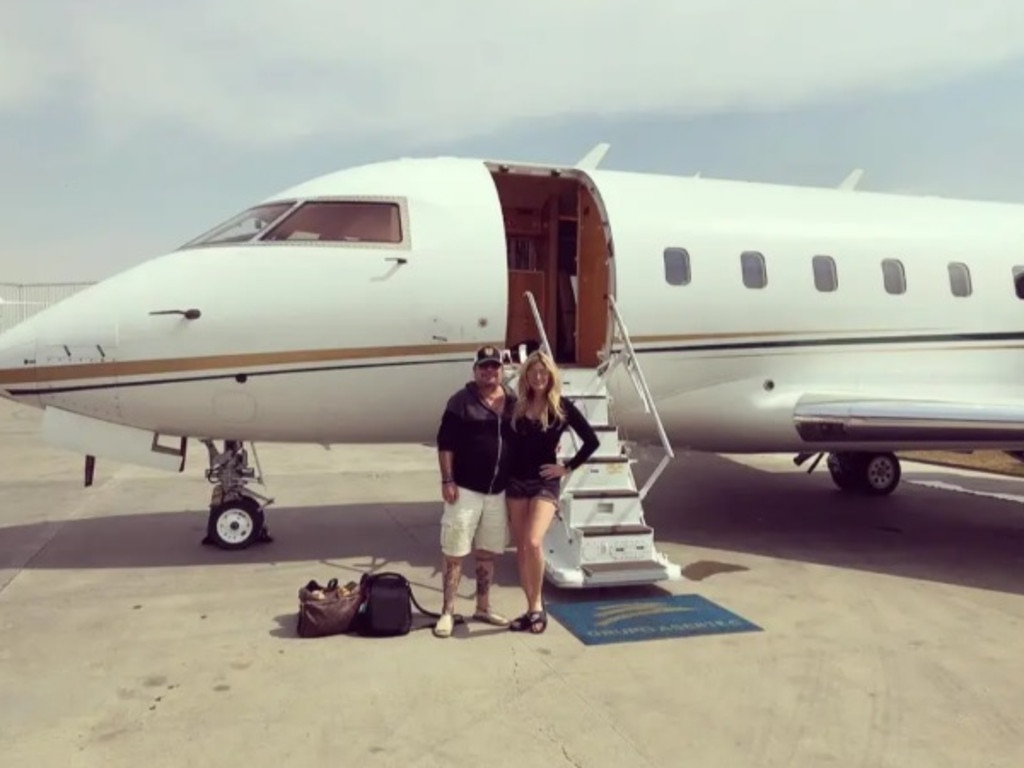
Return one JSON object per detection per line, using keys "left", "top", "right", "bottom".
{"left": 0, "top": 282, "right": 96, "bottom": 335}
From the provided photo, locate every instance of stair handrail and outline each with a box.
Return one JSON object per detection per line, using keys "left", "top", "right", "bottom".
{"left": 607, "top": 295, "right": 675, "bottom": 498}
{"left": 607, "top": 296, "right": 672, "bottom": 455}
{"left": 522, "top": 291, "right": 553, "bottom": 359}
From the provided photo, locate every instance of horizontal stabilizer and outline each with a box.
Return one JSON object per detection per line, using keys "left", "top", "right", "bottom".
{"left": 42, "top": 406, "right": 187, "bottom": 475}
{"left": 794, "top": 396, "right": 1024, "bottom": 443}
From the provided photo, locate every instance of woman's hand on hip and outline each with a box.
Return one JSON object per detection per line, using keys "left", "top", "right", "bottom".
{"left": 540, "top": 463, "right": 567, "bottom": 479}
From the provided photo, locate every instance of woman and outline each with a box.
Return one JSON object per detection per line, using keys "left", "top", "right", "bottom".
{"left": 505, "top": 350, "right": 601, "bottom": 634}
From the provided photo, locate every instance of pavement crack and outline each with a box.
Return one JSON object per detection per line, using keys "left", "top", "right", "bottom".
{"left": 510, "top": 644, "right": 527, "bottom": 696}
{"left": 561, "top": 745, "right": 584, "bottom": 768}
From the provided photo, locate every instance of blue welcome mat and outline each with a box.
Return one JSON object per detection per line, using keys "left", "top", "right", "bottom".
{"left": 545, "top": 594, "right": 762, "bottom": 646}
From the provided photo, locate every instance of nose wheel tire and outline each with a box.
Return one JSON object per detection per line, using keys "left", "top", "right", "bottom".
{"left": 205, "top": 494, "right": 267, "bottom": 550}
{"left": 827, "top": 451, "right": 901, "bottom": 496}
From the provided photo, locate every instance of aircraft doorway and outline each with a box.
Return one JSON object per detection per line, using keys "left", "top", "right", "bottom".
{"left": 487, "top": 164, "right": 612, "bottom": 368}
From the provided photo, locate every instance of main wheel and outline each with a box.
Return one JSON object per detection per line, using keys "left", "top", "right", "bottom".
{"left": 826, "top": 453, "right": 861, "bottom": 491}
{"left": 827, "top": 452, "right": 901, "bottom": 496}
{"left": 207, "top": 494, "right": 265, "bottom": 550}
{"left": 860, "top": 452, "right": 901, "bottom": 496}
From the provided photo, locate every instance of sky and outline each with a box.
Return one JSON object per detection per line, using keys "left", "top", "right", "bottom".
{"left": 2, "top": 1, "right": 1024, "bottom": 283}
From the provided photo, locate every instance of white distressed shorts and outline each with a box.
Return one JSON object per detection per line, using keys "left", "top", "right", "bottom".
{"left": 440, "top": 486, "right": 509, "bottom": 557}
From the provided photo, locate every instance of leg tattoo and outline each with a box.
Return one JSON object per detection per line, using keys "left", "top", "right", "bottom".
{"left": 442, "top": 557, "right": 461, "bottom": 614}
{"left": 474, "top": 556, "right": 493, "bottom": 610}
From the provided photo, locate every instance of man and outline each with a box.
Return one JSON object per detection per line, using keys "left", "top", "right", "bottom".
{"left": 433, "top": 344, "right": 517, "bottom": 637}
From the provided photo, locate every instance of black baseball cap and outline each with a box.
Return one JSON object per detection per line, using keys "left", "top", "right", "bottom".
{"left": 474, "top": 345, "right": 502, "bottom": 367}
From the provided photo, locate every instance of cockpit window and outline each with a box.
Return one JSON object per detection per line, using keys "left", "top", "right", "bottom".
{"left": 181, "top": 202, "right": 296, "bottom": 247}
{"left": 259, "top": 200, "right": 403, "bottom": 244}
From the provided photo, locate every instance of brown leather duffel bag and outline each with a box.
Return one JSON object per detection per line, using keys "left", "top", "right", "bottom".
{"left": 296, "top": 578, "right": 362, "bottom": 638}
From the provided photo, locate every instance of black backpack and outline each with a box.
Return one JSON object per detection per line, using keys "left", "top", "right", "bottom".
{"left": 356, "top": 571, "right": 463, "bottom": 637}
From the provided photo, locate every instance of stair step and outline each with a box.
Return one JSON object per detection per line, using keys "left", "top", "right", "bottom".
{"left": 559, "top": 425, "right": 622, "bottom": 460}
{"left": 545, "top": 558, "right": 681, "bottom": 588}
{"left": 569, "top": 488, "right": 640, "bottom": 500}
{"left": 566, "top": 395, "right": 610, "bottom": 427}
{"left": 582, "top": 560, "right": 663, "bottom": 575}
{"left": 560, "top": 369, "right": 608, "bottom": 397}
{"left": 584, "top": 455, "right": 632, "bottom": 464}
{"left": 579, "top": 560, "right": 677, "bottom": 588}
{"left": 579, "top": 529, "right": 654, "bottom": 565}
{"left": 562, "top": 493, "right": 644, "bottom": 528}
{"left": 577, "top": 523, "right": 651, "bottom": 535}
{"left": 563, "top": 458, "right": 634, "bottom": 494}
{"left": 565, "top": 477, "right": 637, "bottom": 496}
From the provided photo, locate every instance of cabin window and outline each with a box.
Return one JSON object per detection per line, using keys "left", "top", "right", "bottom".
{"left": 260, "top": 200, "right": 404, "bottom": 244}
{"left": 1013, "top": 267, "right": 1024, "bottom": 299}
{"left": 663, "top": 247, "right": 691, "bottom": 285}
{"left": 881, "top": 258, "right": 906, "bottom": 294}
{"left": 812, "top": 255, "right": 838, "bottom": 292}
{"left": 741, "top": 251, "right": 767, "bottom": 289}
{"left": 180, "top": 202, "right": 297, "bottom": 247}
{"left": 947, "top": 262, "right": 971, "bottom": 297}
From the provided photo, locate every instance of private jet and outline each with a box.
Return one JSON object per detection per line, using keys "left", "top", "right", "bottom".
{"left": 3, "top": 144, "right": 1024, "bottom": 588}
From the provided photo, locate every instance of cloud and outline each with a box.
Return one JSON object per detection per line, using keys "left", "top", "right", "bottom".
{"left": 3, "top": 1, "right": 1024, "bottom": 149}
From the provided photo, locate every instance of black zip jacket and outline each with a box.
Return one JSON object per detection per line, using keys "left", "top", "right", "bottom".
{"left": 436, "top": 383, "right": 518, "bottom": 495}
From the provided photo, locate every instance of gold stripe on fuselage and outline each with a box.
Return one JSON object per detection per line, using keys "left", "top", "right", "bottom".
{"left": 0, "top": 341, "right": 484, "bottom": 387}
{"left": 0, "top": 329, "right": 940, "bottom": 388}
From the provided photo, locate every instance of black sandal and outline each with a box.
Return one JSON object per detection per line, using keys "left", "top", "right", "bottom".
{"left": 509, "top": 610, "right": 547, "bottom": 633}
{"left": 509, "top": 612, "right": 533, "bottom": 632}
{"left": 527, "top": 610, "right": 547, "bottom": 634}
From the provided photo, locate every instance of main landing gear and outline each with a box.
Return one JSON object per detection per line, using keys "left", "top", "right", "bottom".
{"left": 200, "top": 439, "right": 275, "bottom": 550}
{"left": 794, "top": 450, "right": 902, "bottom": 496}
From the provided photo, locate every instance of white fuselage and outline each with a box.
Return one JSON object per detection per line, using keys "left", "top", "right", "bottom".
{"left": 4, "top": 155, "right": 1024, "bottom": 455}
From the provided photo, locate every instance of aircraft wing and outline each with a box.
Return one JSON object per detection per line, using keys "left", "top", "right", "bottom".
{"left": 792, "top": 393, "right": 1024, "bottom": 444}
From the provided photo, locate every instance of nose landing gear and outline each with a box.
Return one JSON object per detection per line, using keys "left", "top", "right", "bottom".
{"left": 201, "top": 439, "right": 275, "bottom": 549}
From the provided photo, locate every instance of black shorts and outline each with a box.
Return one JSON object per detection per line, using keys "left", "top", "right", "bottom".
{"left": 506, "top": 476, "right": 561, "bottom": 503}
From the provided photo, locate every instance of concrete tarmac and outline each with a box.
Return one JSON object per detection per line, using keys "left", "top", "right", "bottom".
{"left": 2, "top": 399, "right": 1023, "bottom": 767}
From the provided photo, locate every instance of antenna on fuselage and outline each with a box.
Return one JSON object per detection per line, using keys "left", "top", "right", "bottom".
{"left": 576, "top": 142, "right": 610, "bottom": 170}
{"left": 838, "top": 168, "right": 864, "bottom": 190}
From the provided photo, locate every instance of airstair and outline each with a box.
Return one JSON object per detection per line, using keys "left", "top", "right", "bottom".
{"left": 503, "top": 292, "right": 682, "bottom": 589}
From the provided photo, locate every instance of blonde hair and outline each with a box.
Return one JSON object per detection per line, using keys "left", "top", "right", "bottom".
{"left": 512, "top": 350, "right": 565, "bottom": 430}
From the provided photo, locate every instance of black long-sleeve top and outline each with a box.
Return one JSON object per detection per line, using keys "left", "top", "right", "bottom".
{"left": 507, "top": 397, "right": 601, "bottom": 481}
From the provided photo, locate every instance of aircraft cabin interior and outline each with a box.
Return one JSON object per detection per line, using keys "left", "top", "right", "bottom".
{"left": 487, "top": 165, "right": 612, "bottom": 369}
